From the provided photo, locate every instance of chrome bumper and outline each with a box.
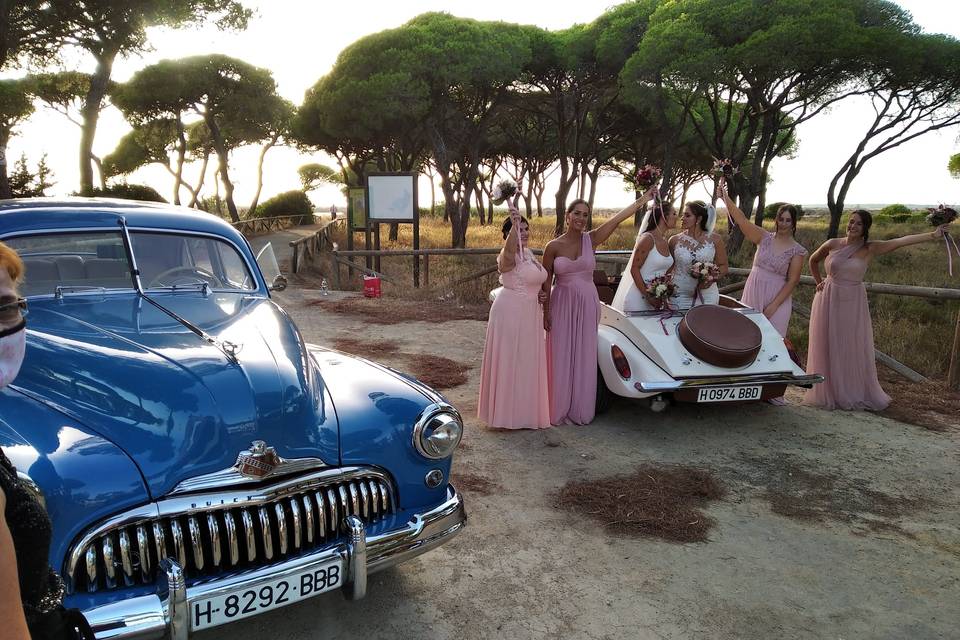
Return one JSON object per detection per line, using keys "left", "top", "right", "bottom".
{"left": 636, "top": 373, "right": 824, "bottom": 393}
{"left": 82, "top": 486, "right": 466, "bottom": 640}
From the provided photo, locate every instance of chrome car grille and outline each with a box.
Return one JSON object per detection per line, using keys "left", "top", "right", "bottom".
{"left": 65, "top": 468, "right": 394, "bottom": 594}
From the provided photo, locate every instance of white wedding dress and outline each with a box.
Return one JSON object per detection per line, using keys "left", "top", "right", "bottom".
{"left": 672, "top": 234, "right": 719, "bottom": 309}
{"left": 612, "top": 234, "right": 675, "bottom": 312}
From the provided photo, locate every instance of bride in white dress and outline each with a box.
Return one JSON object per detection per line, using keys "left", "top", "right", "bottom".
{"left": 669, "top": 200, "right": 729, "bottom": 309}
{"left": 612, "top": 202, "right": 678, "bottom": 312}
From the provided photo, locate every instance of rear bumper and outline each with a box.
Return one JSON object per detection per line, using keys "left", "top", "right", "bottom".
{"left": 636, "top": 373, "right": 824, "bottom": 393}
{"left": 82, "top": 486, "right": 466, "bottom": 640}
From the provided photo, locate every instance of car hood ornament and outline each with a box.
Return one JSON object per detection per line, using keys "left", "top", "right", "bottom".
{"left": 234, "top": 440, "right": 284, "bottom": 478}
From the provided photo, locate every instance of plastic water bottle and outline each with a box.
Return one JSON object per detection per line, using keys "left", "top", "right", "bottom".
{"left": 319, "top": 278, "right": 329, "bottom": 296}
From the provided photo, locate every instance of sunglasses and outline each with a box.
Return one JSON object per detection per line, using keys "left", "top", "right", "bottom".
{"left": 0, "top": 297, "right": 28, "bottom": 322}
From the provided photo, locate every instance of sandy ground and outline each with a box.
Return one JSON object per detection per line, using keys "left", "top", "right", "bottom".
{"left": 198, "top": 284, "right": 960, "bottom": 640}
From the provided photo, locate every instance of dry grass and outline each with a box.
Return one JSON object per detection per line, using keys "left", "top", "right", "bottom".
{"left": 757, "top": 456, "right": 930, "bottom": 527}
{"left": 327, "top": 335, "right": 471, "bottom": 390}
{"left": 451, "top": 471, "right": 501, "bottom": 496}
{"left": 330, "top": 337, "right": 401, "bottom": 359}
{"left": 307, "top": 295, "right": 488, "bottom": 323}
{"left": 555, "top": 465, "right": 726, "bottom": 543}
{"left": 877, "top": 371, "right": 960, "bottom": 432}
{"left": 403, "top": 354, "right": 470, "bottom": 390}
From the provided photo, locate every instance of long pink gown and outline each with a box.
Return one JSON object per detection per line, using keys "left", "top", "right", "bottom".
{"left": 741, "top": 232, "right": 808, "bottom": 336}
{"left": 803, "top": 241, "right": 891, "bottom": 410}
{"left": 477, "top": 250, "right": 551, "bottom": 429}
{"left": 547, "top": 232, "right": 600, "bottom": 425}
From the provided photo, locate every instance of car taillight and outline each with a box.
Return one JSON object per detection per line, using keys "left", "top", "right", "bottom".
{"left": 611, "top": 345, "right": 631, "bottom": 379}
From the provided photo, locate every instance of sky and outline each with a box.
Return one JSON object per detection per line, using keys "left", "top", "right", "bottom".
{"left": 5, "top": 0, "right": 960, "bottom": 210}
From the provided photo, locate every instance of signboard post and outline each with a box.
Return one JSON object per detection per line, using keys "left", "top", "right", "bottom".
{"left": 347, "top": 186, "right": 368, "bottom": 269}
{"left": 366, "top": 172, "right": 420, "bottom": 287}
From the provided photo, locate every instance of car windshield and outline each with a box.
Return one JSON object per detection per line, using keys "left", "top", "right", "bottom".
{"left": 6, "top": 230, "right": 256, "bottom": 297}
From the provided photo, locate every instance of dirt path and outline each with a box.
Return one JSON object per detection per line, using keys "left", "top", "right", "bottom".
{"left": 199, "top": 287, "right": 960, "bottom": 640}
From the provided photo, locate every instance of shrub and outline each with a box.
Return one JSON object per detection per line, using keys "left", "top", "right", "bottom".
{"left": 763, "top": 202, "right": 805, "bottom": 221}
{"left": 879, "top": 203, "right": 911, "bottom": 217}
{"left": 891, "top": 214, "right": 911, "bottom": 223}
{"left": 254, "top": 190, "right": 314, "bottom": 224}
{"left": 86, "top": 183, "right": 166, "bottom": 202}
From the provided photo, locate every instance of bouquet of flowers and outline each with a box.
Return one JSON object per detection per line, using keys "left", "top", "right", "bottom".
{"left": 635, "top": 164, "right": 662, "bottom": 191}
{"left": 492, "top": 179, "right": 519, "bottom": 205}
{"left": 927, "top": 204, "right": 959, "bottom": 276}
{"left": 927, "top": 204, "right": 958, "bottom": 227}
{"left": 689, "top": 260, "right": 721, "bottom": 287}
{"left": 647, "top": 274, "right": 677, "bottom": 304}
{"left": 710, "top": 158, "right": 739, "bottom": 181}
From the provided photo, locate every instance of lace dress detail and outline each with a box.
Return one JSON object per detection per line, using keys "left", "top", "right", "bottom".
{"left": 741, "top": 232, "right": 808, "bottom": 336}
{"left": 672, "top": 234, "right": 718, "bottom": 308}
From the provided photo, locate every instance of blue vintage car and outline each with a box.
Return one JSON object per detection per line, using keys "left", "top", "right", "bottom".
{"left": 0, "top": 199, "right": 465, "bottom": 639}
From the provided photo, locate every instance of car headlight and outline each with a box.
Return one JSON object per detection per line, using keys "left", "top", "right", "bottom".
{"left": 413, "top": 403, "right": 463, "bottom": 460}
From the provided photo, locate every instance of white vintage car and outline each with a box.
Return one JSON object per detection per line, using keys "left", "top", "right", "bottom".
{"left": 593, "top": 270, "right": 822, "bottom": 412}
{"left": 490, "top": 267, "right": 823, "bottom": 414}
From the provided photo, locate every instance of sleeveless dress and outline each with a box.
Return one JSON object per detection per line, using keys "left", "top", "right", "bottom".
{"left": 741, "top": 232, "right": 808, "bottom": 336}
{"left": 803, "top": 242, "right": 891, "bottom": 411}
{"left": 612, "top": 234, "right": 675, "bottom": 312}
{"left": 478, "top": 249, "right": 551, "bottom": 429}
{"left": 547, "top": 232, "right": 600, "bottom": 425}
{"left": 672, "top": 234, "right": 719, "bottom": 309}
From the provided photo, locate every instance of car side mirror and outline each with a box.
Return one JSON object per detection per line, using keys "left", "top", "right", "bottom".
{"left": 255, "top": 242, "right": 286, "bottom": 291}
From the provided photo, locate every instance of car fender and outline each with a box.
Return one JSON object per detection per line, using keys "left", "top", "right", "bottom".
{"left": 597, "top": 324, "right": 674, "bottom": 399}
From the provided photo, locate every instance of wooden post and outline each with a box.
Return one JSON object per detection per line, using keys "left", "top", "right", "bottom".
{"left": 424, "top": 254, "right": 430, "bottom": 288}
{"left": 949, "top": 307, "right": 960, "bottom": 390}
{"left": 331, "top": 251, "right": 341, "bottom": 290}
{"left": 290, "top": 243, "right": 300, "bottom": 274}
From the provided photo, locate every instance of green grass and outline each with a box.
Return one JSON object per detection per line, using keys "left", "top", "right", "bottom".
{"left": 327, "top": 212, "right": 959, "bottom": 379}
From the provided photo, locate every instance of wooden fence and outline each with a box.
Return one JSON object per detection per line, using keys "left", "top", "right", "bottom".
{"left": 288, "top": 215, "right": 344, "bottom": 273}
{"left": 232, "top": 213, "right": 325, "bottom": 236}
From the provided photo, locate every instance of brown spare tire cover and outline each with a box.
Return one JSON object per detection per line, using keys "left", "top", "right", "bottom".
{"left": 678, "top": 305, "right": 762, "bottom": 368}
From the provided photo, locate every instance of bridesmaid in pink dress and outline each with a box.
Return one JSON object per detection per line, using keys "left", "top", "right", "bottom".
{"left": 719, "top": 180, "right": 806, "bottom": 336}
{"left": 804, "top": 210, "right": 948, "bottom": 410}
{"left": 542, "top": 187, "right": 658, "bottom": 425}
{"left": 478, "top": 210, "right": 551, "bottom": 429}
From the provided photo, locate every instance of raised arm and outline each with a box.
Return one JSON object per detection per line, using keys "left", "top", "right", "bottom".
{"left": 718, "top": 178, "right": 765, "bottom": 245}
{"left": 498, "top": 206, "right": 522, "bottom": 273}
{"left": 541, "top": 241, "right": 557, "bottom": 332}
{"left": 712, "top": 233, "right": 729, "bottom": 278}
{"left": 590, "top": 185, "right": 658, "bottom": 248}
{"left": 868, "top": 225, "right": 946, "bottom": 257}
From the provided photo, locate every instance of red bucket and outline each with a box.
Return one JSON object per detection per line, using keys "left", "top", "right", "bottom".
{"left": 363, "top": 275, "right": 381, "bottom": 298}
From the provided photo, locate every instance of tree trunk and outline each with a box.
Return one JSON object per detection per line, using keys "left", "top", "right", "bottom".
{"left": 248, "top": 136, "right": 278, "bottom": 217}
{"left": 173, "top": 116, "right": 187, "bottom": 205}
{"left": 554, "top": 159, "right": 578, "bottom": 236}
{"left": 475, "top": 186, "right": 485, "bottom": 225}
{"left": 633, "top": 188, "right": 643, "bottom": 227}
{"left": 79, "top": 49, "right": 117, "bottom": 195}
{"left": 0, "top": 130, "right": 10, "bottom": 199}
{"left": 388, "top": 222, "right": 399, "bottom": 241}
{"left": 189, "top": 151, "right": 210, "bottom": 208}
{"left": 205, "top": 114, "right": 239, "bottom": 222}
